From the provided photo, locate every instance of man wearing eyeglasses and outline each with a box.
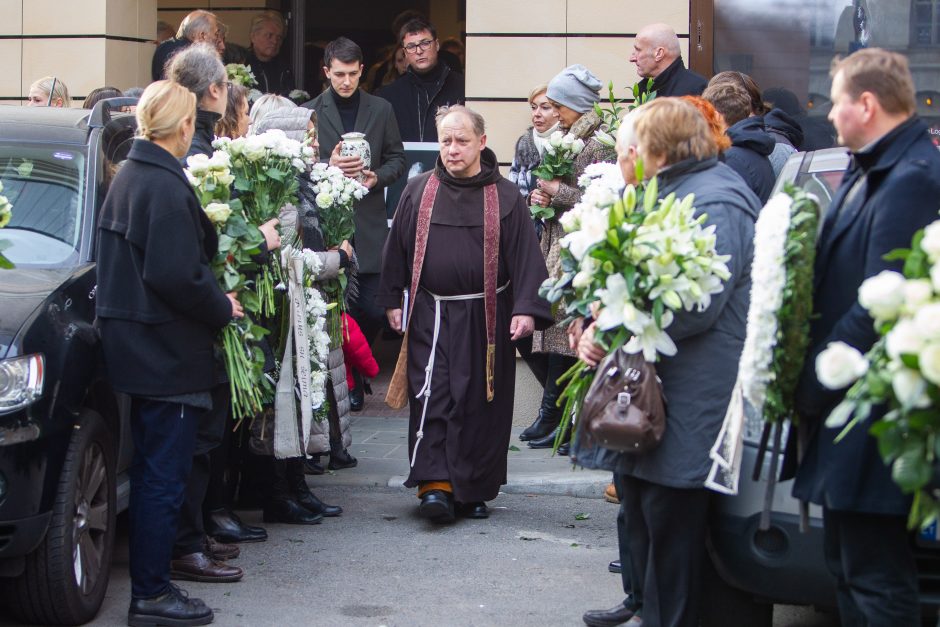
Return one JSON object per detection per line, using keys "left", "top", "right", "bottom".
{"left": 378, "top": 18, "right": 465, "bottom": 143}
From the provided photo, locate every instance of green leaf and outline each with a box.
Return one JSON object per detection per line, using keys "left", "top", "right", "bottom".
{"left": 892, "top": 448, "right": 932, "bottom": 492}
{"left": 574, "top": 513, "right": 590, "bottom": 520}
{"left": 508, "top": 445, "right": 520, "bottom": 452}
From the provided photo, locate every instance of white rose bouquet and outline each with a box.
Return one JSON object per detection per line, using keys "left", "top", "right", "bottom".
{"left": 226, "top": 63, "right": 258, "bottom": 88}
{"left": 213, "top": 131, "right": 316, "bottom": 315}
{"left": 300, "top": 249, "right": 332, "bottom": 419}
{"left": 529, "top": 130, "right": 585, "bottom": 220}
{"left": 706, "top": 185, "right": 819, "bottom": 495}
{"left": 289, "top": 89, "right": 311, "bottom": 104}
{"left": 814, "top": 219, "right": 940, "bottom": 529}
{"left": 0, "top": 181, "right": 14, "bottom": 269}
{"left": 307, "top": 162, "right": 367, "bottom": 248}
{"left": 539, "top": 161, "right": 733, "bottom": 447}
{"left": 185, "top": 151, "right": 271, "bottom": 422}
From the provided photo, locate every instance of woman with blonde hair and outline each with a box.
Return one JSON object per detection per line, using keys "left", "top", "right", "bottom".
{"left": 96, "top": 79, "right": 240, "bottom": 626}
{"left": 27, "top": 76, "right": 70, "bottom": 107}
{"left": 578, "top": 98, "right": 759, "bottom": 627}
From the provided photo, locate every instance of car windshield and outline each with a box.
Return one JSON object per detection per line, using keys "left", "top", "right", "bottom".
{"left": 0, "top": 144, "right": 86, "bottom": 268}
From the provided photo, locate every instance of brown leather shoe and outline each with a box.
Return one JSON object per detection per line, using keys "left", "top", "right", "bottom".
{"left": 206, "top": 535, "right": 239, "bottom": 561}
{"left": 170, "top": 552, "right": 243, "bottom": 583}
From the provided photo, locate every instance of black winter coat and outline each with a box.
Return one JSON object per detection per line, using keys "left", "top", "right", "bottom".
{"left": 96, "top": 139, "right": 232, "bottom": 396}
{"left": 187, "top": 109, "right": 221, "bottom": 161}
{"left": 151, "top": 37, "right": 191, "bottom": 81}
{"left": 723, "top": 116, "right": 776, "bottom": 203}
{"left": 793, "top": 117, "right": 940, "bottom": 514}
{"left": 649, "top": 57, "right": 707, "bottom": 97}
{"left": 377, "top": 63, "right": 464, "bottom": 142}
{"left": 247, "top": 50, "right": 295, "bottom": 97}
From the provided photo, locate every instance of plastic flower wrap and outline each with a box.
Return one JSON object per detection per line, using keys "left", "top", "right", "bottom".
{"left": 814, "top": 218, "right": 940, "bottom": 529}
{"left": 538, "top": 161, "right": 733, "bottom": 448}
{"left": 226, "top": 63, "right": 257, "bottom": 88}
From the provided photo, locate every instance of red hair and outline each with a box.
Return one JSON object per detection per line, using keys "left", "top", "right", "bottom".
{"left": 681, "top": 95, "right": 732, "bottom": 153}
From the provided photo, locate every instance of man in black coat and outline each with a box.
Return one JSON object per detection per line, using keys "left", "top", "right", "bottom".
{"left": 629, "top": 23, "right": 707, "bottom": 98}
{"left": 377, "top": 17, "right": 464, "bottom": 142}
{"left": 304, "top": 36, "right": 406, "bottom": 408}
{"left": 704, "top": 80, "right": 776, "bottom": 203}
{"left": 794, "top": 48, "right": 940, "bottom": 626}
{"left": 151, "top": 10, "right": 219, "bottom": 81}
{"left": 245, "top": 10, "right": 294, "bottom": 96}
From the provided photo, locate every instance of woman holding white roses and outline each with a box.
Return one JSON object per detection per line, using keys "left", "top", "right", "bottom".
{"left": 579, "top": 98, "right": 759, "bottom": 627}
{"left": 525, "top": 65, "right": 617, "bottom": 451}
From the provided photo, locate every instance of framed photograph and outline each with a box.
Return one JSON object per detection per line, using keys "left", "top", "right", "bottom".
{"left": 385, "top": 142, "right": 439, "bottom": 222}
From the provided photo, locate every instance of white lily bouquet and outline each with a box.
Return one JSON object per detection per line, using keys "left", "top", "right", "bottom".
{"left": 529, "top": 130, "right": 585, "bottom": 220}
{"left": 185, "top": 151, "right": 270, "bottom": 422}
{"left": 706, "top": 186, "right": 818, "bottom": 496}
{"left": 815, "top": 220, "right": 940, "bottom": 529}
{"left": 539, "top": 162, "right": 733, "bottom": 447}
{"left": 226, "top": 63, "right": 257, "bottom": 88}
{"left": 0, "top": 181, "right": 13, "bottom": 269}
{"left": 213, "top": 130, "right": 317, "bottom": 316}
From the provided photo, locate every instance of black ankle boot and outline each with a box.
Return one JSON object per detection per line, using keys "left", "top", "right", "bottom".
{"left": 519, "top": 407, "right": 561, "bottom": 441}
{"left": 286, "top": 459, "right": 342, "bottom": 517}
{"left": 329, "top": 438, "right": 358, "bottom": 469}
{"left": 262, "top": 497, "right": 324, "bottom": 525}
{"left": 527, "top": 425, "right": 571, "bottom": 450}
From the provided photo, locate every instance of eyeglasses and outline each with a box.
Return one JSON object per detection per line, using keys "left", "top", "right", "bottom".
{"left": 403, "top": 39, "right": 434, "bottom": 54}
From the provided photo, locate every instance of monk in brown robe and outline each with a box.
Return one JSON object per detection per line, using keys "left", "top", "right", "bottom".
{"left": 378, "top": 105, "right": 552, "bottom": 522}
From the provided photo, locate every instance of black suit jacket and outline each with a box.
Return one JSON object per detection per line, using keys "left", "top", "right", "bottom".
{"left": 303, "top": 89, "right": 406, "bottom": 273}
{"left": 792, "top": 117, "right": 940, "bottom": 514}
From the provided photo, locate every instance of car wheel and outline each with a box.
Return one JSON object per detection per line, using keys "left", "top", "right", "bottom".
{"left": 700, "top": 552, "right": 773, "bottom": 627}
{"left": 6, "top": 410, "right": 116, "bottom": 625}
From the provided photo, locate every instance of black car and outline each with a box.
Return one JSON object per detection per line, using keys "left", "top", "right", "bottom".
{"left": 704, "top": 147, "right": 940, "bottom": 626}
{"left": 0, "top": 100, "right": 137, "bottom": 625}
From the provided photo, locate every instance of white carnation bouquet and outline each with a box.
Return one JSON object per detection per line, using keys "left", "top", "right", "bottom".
{"left": 815, "top": 219, "right": 940, "bottom": 528}
{"left": 539, "top": 162, "right": 733, "bottom": 447}
{"left": 706, "top": 186, "right": 818, "bottom": 496}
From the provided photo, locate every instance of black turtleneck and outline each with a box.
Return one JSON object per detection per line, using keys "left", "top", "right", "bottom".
{"left": 330, "top": 87, "right": 360, "bottom": 134}
{"left": 413, "top": 60, "right": 446, "bottom": 85}
{"left": 186, "top": 108, "right": 222, "bottom": 160}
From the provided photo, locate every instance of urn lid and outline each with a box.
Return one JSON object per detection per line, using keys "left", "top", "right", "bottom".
{"left": 341, "top": 132, "right": 367, "bottom": 141}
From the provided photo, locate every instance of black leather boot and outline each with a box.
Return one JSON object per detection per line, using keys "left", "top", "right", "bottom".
{"left": 205, "top": 507, "right": 267, "bottom": 543}
{"left": 262, "top": 459, "right": 323, "bottom": 524}
{"left": 527, "top": 425, "right": 571, "bottom": 450}
{"left": 520, "top": 354, "right": 571, "bottom": 441}
{"left": 286, "top": 458, "right": 342, "bottom": 517}
{"left": 329, "top": 437, "right": 358, "bottom": 470}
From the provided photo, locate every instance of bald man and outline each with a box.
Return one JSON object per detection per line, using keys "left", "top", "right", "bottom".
{"left": 630, "top": 23, "right": 707, "bottom": 97}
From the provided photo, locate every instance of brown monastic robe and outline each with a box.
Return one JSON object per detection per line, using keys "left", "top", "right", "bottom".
{"left": 377, "top": 148, "right": 553, "bottom": 502}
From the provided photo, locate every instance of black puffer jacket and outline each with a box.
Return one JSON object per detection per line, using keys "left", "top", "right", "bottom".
{"left": 97, "top": 139, "right": 232, "bottom": 396}
{"left": 723, "top": 117, "right": 776, "bottom": 203}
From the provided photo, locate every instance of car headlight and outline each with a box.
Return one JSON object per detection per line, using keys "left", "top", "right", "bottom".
{"left": 0, "top": 354, "right": 45, "bottom": 414}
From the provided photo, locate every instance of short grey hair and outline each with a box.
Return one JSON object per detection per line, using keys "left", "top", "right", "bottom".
{"left": 168, "top": 43, "right": 225, "bottom": 102}
{"left": 249, "top": 94, "right": 296, "bottom": 130}
{"left": 250, "top": 10, "right": 286, "bottom": 36}
{"left": 435, "top": 104, "right": 485, "bottom": 137}
{"left": 177, "top": 10, "right": 216, "bottom": 41}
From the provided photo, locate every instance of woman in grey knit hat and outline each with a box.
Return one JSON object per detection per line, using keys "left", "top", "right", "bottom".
{"left": 526, "top": 64, "right": 617, "bottom": 452}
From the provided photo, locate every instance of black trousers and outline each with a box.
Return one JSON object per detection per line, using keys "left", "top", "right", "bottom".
{"left": 174, "top": 385, "right": 229, "bottom": 556}
{"left": 613, "top": 474, "right": 634, "bottom": 605}
{"left": 620, "top": 474, "right": 710, "bottom": 627}
{"left": 823, "top": 508, "right": 920, "bottom": 627}
{"left": 128, "top": 399, "right": 200, "bottom": 598}
{"left": 349, "top": 271, "right": 384, "bottom": 347}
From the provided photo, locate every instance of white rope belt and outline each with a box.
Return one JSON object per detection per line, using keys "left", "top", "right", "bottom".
{"left": 410, "top": 281, "right": 510, "bottom": 468}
